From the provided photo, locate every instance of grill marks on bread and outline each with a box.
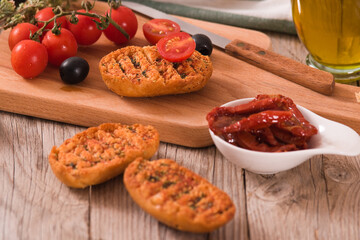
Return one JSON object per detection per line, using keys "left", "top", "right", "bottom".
{"left": 48, "top": 123, "right": 159, "bottom": 188}
{"left": 99, "top": 46, "right": 212, "bottom": 97}
{"left": 124, "top": 158, "right": 235, "bottom": 233}
{"left": 114, "top": 47, "right": 201, "bottom": 84}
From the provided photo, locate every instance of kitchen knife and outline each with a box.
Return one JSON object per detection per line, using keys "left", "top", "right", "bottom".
{"left": 122, "top": 1, "right": 335, "bottom": 96}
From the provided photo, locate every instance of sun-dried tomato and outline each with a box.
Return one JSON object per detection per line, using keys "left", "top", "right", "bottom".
{"left": 207, "top": 94, "right": 318, "bottom": 152}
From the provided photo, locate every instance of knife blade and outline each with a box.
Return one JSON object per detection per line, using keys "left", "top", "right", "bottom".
{"left": 122, "top": 1, "right": 335, "bottom": 96}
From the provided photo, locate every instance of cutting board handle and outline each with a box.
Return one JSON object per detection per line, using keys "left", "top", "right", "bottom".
{"left": 225, "top": 39, "right": 335, "bottom": 96}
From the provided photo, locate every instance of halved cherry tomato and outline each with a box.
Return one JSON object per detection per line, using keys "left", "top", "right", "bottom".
{"left": 8, "top": 23, "right": 39, "bottom": 50}
{"left": 143, "top": 19, "right": 181, "bottom": 45}
{"left": 156, "top": 32, "right": 196, "bottom": 62}
{"left": 35, "top": 7, "right": 68, "bottom": 30}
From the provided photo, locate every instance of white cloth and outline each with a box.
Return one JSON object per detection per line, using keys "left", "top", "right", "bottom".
{"left": 154, "top": 0, "right": 292, "bottom": 22}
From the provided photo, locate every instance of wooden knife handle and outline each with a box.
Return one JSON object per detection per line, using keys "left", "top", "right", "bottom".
{"left": 225, "top": 39, "right": 335, "bottom": 95}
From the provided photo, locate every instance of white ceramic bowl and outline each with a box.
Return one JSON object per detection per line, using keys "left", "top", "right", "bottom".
{"left": 209, "top": 98, "right": 360, "bottom": 174}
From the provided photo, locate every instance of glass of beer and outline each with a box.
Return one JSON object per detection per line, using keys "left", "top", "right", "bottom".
{"left": 291, "top": 0, "right": 360, "bottom": 83}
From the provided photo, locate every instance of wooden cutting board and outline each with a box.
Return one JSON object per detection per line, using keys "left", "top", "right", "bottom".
{"left": 0, "top": 2, "right": 359, "bottom": 147}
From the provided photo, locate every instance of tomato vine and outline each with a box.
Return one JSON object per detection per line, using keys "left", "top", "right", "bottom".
{"left": 0, "top": 0, "right": 129, "bottom": 41}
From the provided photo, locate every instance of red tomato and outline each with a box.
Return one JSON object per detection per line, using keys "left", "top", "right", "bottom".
{"left": 68, "top": 9, "right": 102, "bottom": 45}
{"left": 156, "top": 32, "right": 196, "bottom": 62}
{"left": 103, "top": 6, "right": 138, "bottom": 44}
{"left": 42, "top": 28, "right": 77, "bottom": 66}
{"left": 11, "top": 40, "right": 48, "bottom": 78}
{"left": 143, "top": 19, "right": 181, "bottom": 45}
{"left": 35, "top": 7, "right": 68, "bottom": 30}
{"left": 8, "top": 23, "right": 39, "bottom": 50}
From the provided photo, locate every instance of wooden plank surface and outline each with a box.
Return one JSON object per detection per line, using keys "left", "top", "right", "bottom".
{"left": 0, "top": 1, "right": 272, "bottom": 148}
{"left": 1, "top": 29, "right": 359, "bottom": 240}
{"left": 0, "top": 1, "right": 360, "bottom": 148}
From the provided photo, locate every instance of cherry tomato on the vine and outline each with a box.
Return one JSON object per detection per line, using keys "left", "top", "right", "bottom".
{"left": 11, "top": 40, "right": 48, "bottom": 79}
{"left": 8, "top": 23, "right": 39, "bottom": 50}
{"left": 35, "top": 7, "right": 68, "bottom": 30}
{"left": 143, "top": 19, "right": 181, "bottom": 45}
{"left": 68, "top": 9, "right": 102, "bottom": 46}
{"left": 156, "top": 32, "right": 196, "bottom": 62}
{"left": 42, "top": 28, "right": 77, "bottom": 66}
{"left": 103, "top": 6, "right": 138, "bottom": 44}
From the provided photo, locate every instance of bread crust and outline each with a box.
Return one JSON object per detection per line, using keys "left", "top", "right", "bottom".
{"left": 99, "top": 46, "right": 213, "bottom": 97}
{"left": 48, "top": 123, "right": 159, "bottom": 188}
{"left": 124, "top": 158, "right": 235, "bottom": 233}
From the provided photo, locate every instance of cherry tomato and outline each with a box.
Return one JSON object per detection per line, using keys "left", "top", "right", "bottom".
{"left": 35, "top": 7, "right": 68, "bottom": 30}
{"left": 156, "top": 32, "right": 196, "bottom": 62}
{"left": 8, "top": 23, "right": 39, "bottom": 50}
{"left": 11, "top": 40, "right": 48, "bottom": 79}
{"left": 103, "top": 6, "right": 138, "bottom": 44}
{"left": 143, "top": 19, "right": 181, "bottom": 45}
{"left": 42, "top": 28, "right": 78, "bottom": 66}
{"left": 68, "top": 10, "right": 102, "bottom": 46}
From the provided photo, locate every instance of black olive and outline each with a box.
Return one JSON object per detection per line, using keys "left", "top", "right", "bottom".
{"left": 59, "top": 57, "right": 89, "bottom": 84}
{"left": 192, "top": 34, "right": 213, "bottom": 56}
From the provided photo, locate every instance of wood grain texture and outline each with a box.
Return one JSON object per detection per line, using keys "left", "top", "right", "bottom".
{"left": 1, "top": 13, "right": 360, "bottom": 240}
{"left": 225, "top": 39, "right": 335, "bottom": 95}
{"left": 1, "top": 2, "right": 359, "bottom": 148}
{"left": 0, "top": 1, "right": 272, "bottom": 148}
{"left": 0, "top": 114, "right": 90, "bottom": 240}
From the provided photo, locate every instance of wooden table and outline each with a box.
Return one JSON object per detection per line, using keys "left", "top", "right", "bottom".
{"left": 1, "top": 29, "right": 360, "bottom": 239}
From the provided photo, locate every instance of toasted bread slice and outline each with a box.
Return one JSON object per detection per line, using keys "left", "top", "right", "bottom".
{"left": 124, "top": 158, "right": 235, "bottom": 233}
{"left": 48, "top": 123, "right": 159, "bottom": 188}
{"left": 99, "top": 46, "right": 213, "bottom": 97}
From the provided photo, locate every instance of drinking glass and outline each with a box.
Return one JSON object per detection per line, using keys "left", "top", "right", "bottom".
{"left": 291, "top": 0, "right": 360, "bottom": 83}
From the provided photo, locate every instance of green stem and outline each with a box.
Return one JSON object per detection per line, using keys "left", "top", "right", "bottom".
{"left": 32, "top": 5, "right": 129, "bottom": 40}
{"left": 107, "top": 14, "right": 129, "bottom": 39}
